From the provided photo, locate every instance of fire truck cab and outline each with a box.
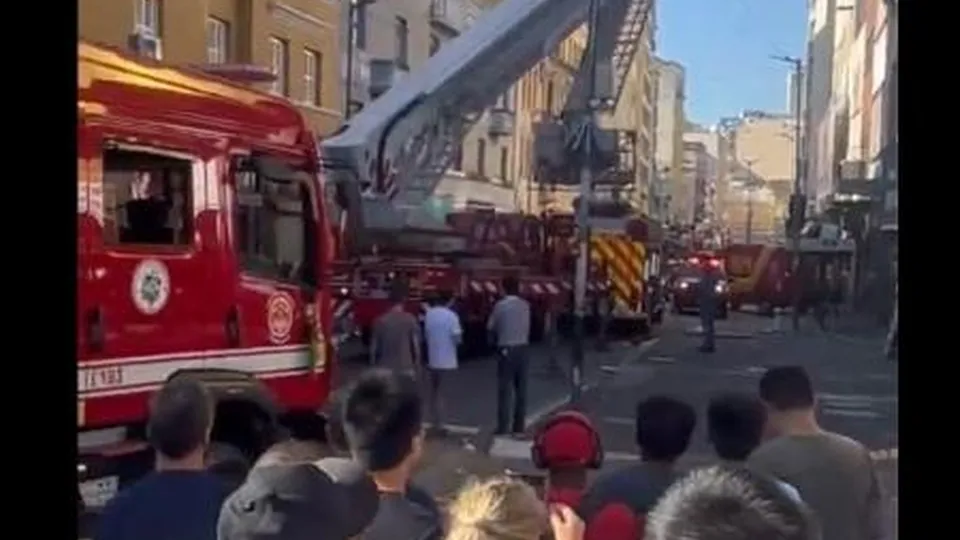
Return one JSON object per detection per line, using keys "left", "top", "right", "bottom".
{"left": 77, "top": 42, "right": 335, "bottom": 523}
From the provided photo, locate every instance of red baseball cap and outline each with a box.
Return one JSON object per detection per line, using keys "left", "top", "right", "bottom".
{"left": 536, "top": 411, "right": 600, "bottom": 468}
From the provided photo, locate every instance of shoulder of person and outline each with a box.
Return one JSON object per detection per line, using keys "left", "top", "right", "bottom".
{"left": 406, "top": 484, "right": 441, "bottom": 515}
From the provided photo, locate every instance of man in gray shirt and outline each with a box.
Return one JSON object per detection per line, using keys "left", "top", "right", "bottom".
{"left": 748, "top": 366, "right": 885, "bottom": 540}
{"left": 370, "top": 281, "right": 422, "bottom": 379}
{"left": 487, "top": 276, "right": 531, "bottom": 436}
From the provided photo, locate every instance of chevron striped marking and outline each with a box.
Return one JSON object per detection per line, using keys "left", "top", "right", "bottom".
{"left": 590, "top": 235, "right": 645, "bottom": 312}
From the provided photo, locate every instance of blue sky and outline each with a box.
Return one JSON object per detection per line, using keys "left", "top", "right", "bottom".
{"left": 656, "top": 0, "right": 807, "bottom": 125}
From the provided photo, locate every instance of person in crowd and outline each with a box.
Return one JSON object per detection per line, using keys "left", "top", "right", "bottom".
{"left": 423, "top": 289, "right": 463, "bottom": 436}
{"left": 749, "top": 366, "right": 884, "bottom": 540}
{"left": 218, "top": 440, "right": 380, "bottom": 540}
{"left": 578, "top": 396, "right": 696, "bottom": 539}
{"left": 446, "top": 476, "right": 585, "bottom": 540}
{"left": 96, "top": 378, "right": 231, "bottom": 540}
{"left": 529, "top": 410, "right": 605, "bottom": 509}
{"left": 487, "top": 275, "right": 532, "bottom": 437}
{"left": 342, "top": 369, "right": 443, "bottom": 540}
{"left": 645, "top": 465, "right": 820, "bottom": 540}
{"left": 696, "top": 262, "right": 721, "bottom": 353}
{"left": 370, "top": 280, "right": 422, "bottom": 379}
{"left": 706, "top": 393, "right": 801, "bottom": 502}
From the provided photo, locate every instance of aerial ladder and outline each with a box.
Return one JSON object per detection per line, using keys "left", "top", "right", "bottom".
{"left": 320, "top": 0, "right": 655, "bottom": 252}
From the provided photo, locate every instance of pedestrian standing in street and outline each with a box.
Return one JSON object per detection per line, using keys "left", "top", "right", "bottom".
{"left": 749, "top": 366, "right": 884, "bottom": 540}
{"left": 884, "top": 277, "right": 898, "bottom": 361}
{"left": 96, "top": 378, "right": 231, "bottom": 540}
{"left": 645, "top": 465, "right": 819, "bottom": 540}
{"left": 696, "top": 263, "right": 720, "bottom": 353}
{"left": 342, "top": 369, "right": 444, "bottom": 540}
{"left": 488, "top": 275, "right": 532, "bottom": 437}
{"left": 578, "top": 396, "right": 697, "bottom": 539}
{"left": 369, "top": 280, "right": 422, "bottom": 380}
{"left": 423, "top": 289, "right": 462, "bottom": 437}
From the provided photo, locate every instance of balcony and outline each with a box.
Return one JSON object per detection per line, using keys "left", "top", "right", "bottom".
{"left": 430, "top": 0, "right": 478, "bottom": 36}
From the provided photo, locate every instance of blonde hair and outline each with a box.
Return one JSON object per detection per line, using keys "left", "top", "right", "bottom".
{"left": 446, "top": 476, "right": 547, "bottom": 540}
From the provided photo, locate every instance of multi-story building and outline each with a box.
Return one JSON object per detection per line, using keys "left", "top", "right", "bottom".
{"left": 805, "top": 0, "right": 838, "bottom": 208}
{"left": 728, "top": 111, "right": 797, "bottom": 220}
{"left": 683, "top": 124, "right": 733, "bottom": 230}
{"left": 517, "top": 27, "right": 587, "bottom": 214}
{"left": 677, "top": 140, "right": 706, "bottom": 226}
{"left": 81, "top": 0, "right": 344, "bottom": 137}
{"left": 652, "top": 58, "right": 686, "bottom": 223}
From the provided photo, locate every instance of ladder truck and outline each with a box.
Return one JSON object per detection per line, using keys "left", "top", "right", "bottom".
{"left": 321, "top": 0, "right": 656, "bottom": 338}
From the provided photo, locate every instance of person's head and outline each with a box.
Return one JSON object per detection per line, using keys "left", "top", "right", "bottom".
{"left": 218, "top": 452, "right": 380, "bottom": 540}
{"left": 253, "top": 439, "right": 325, "bottom": 469}
{"left": 388, "top": 279, "right": 408, "bottom": 305}
{"left": 645, "top": 465, "right": 819, "bottom": 540}
{"left": 446, "top": 476, "right": 548, "bottom": 540}
{"left": 531, "top": 410, "right": 603, "bottom": 473}
{"left": 707, "top": 393, "right": 766, "bottom": 462}
{"left": 635, "top": 396, "right": 696, "bottom": 463}
{"left": 435, "top": 288, "right": 455, "bottom": 307}
{"left": 758, "top": 366, "right": 817, "bottom": 435}
{"left": 147, "top": 377, "right": 214, "bottom": 467}
{"left": 502, "top": 276, "right": 520, "bottom": 296}
{"left": 342, "top": 369, "right": 425, "bottom": 477}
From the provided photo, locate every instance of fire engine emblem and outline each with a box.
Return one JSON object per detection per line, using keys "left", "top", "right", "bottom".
{"left": 267, "top": 292, "right": 296, "bottom": 344}
{"left": 131, "top": 259, "right": 171, "bottom": 315}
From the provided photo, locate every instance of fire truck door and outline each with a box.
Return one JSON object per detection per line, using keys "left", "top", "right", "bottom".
{"left": 233, "top": 156, "right": 318, "bottom": 373}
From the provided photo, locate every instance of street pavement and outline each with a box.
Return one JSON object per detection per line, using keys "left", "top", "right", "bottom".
{"left": 338, "top": 311, "right": 898, "bottom": 536}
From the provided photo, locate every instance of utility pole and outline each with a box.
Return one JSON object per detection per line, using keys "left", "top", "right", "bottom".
{"left": 570, "top": 0, "right": 603, "bottom": 403}
{"left": 741, "top": 158, "right": 758, "bottom": 244}
{"left": 772, "top": 55, "right": 805, "bottom": 331}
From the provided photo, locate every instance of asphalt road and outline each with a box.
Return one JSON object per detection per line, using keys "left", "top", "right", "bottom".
{"left": 481, "top": 311, "right": 898, "bottom": 536}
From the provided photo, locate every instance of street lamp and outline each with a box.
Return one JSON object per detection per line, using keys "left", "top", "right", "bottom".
{"left": 771, "top": 54, "right": 804, "bottom": 330}
{"left": 344, "top": 0, "right": 376, "bottom": 120}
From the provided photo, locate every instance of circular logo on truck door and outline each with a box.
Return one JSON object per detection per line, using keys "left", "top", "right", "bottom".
{"left": 131, "top": 259, "right": 171, "bottom": 315}
{"left": 267, "top": 292, "right": 296, "bottom": 344}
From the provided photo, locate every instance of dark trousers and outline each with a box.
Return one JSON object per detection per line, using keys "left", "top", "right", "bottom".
{"left": 700, "top": 310, "right": 715, "bottom": 350}
{"left": 427, "top": 368, "right": 447, "bottom": 427}
{"left": 496, "top": 346, "right": 528, "bottom": 434}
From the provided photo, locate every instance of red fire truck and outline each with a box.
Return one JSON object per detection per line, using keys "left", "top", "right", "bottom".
{"left": 78, "top": 42, "right": 336, "bottom": 515}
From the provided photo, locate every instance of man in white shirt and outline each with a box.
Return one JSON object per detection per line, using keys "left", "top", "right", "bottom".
{"left": 423, "top": 290, "right": 463, "bottom": 437}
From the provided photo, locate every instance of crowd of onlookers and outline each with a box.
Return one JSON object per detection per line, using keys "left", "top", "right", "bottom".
{"left": 93, "top": 360, "right": 887, "bottom": 540}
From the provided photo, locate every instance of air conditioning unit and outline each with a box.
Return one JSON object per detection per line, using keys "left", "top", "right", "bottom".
{"left": 128, "top": 30, "right": 162, "bottom": 60}
{"left": 488, "top": 108, "right": 515, "bottom": 138}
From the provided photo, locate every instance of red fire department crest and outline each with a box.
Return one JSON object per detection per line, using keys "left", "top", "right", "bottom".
{"left": 266, "top": 292, "right": 295, "bottom": 344}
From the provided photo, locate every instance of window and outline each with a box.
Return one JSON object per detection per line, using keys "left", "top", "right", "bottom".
{"left": 269, "top": 37, "right": 289, "bottom": 96}
{"left": 453, "top": 143, "right": 464, "bottom": 171}
{"left": 546, "top": 81, "right": 555, "bottom": 115}
{"left": 135, "top": 0, "right": 161, "bottom": 35}
{"left": 206, "top": 17, "right": 228, "bottom": 64}
{"left": 476, "top": 139, "right": 486, "bottom": 176}
{"left": 355, "top": 2, "right": 368, "bottom": 50}
{"left": 500, "top": 148, "right": 509, "bottom": 182}
{"left": 102, "top": 146, "right": 192, "bottom": 246}
{"left": 234, "top": 157, "right": 316, "bottom": 286}
{"left": 303, "top": 49, "right": 321, "bottom": 106}
{"left": 395, "top": 17, "right": 409, "bottom": 69}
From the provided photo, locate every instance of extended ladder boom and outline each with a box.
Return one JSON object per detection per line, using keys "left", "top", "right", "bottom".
{"left": 320, "top": 0, "right": 654, "bottom": 239}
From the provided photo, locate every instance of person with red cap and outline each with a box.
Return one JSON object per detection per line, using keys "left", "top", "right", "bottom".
{"left": 529, "top": 410, "right": 605, "bottom": 509}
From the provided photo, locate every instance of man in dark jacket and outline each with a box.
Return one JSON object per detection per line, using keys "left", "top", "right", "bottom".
{"left": 696, "top": 264, "right": 721, "bottom": 353}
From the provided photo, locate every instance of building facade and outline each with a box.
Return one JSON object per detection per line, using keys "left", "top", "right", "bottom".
{"left": 728, "top": 111, "right": 796, "bottom": 219}
{"left": 683, "top": 125, "right": 734, "bottom": 231}
{"left": 652, "top": 57, "right": 686, "bottom": 223}
{"left": 81, "top": 0, "right": 345, "bottom": 137}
